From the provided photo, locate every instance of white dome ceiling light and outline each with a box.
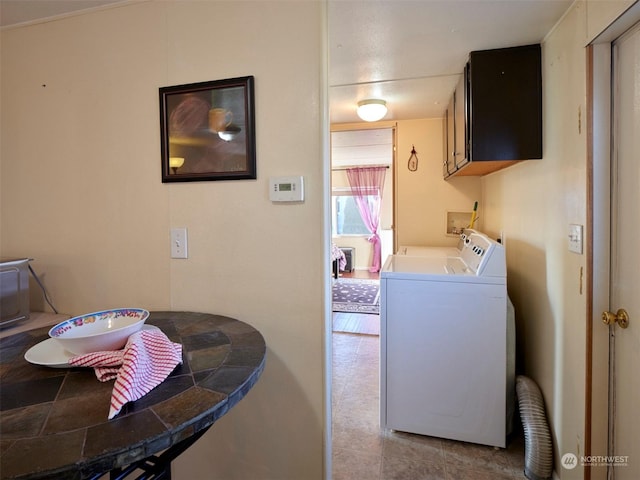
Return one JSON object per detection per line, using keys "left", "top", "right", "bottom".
{"left": 357, "top": 99, "right": 387, "bottom": 122}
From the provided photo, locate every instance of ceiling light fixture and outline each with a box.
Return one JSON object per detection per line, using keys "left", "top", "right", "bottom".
{"left": 357, "top": 99, "right": 387, "bottom": 122}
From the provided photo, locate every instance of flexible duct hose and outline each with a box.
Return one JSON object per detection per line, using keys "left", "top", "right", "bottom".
{"left": 516, "top": 375, "right": 553, "bottom": 480}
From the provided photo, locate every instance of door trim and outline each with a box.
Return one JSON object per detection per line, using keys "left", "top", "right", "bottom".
{"left": 586, "top": 41, "right": 612, "bottom": 480}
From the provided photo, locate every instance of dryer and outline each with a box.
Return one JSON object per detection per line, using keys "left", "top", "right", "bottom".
{"left": 380, "top": 231, "right": 514, "bottom": 448}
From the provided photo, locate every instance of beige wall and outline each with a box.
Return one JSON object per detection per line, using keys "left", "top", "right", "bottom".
{"left": 481, "top": 1, "right": 634, "bottom": 478}
{"left": 0, "top": 1, "right": 325, "bottom": 479}
{"left": 395, "top": 118, "right": 482, "bottom": 248}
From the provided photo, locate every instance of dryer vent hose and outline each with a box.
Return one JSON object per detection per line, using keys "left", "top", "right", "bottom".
{"left": 516, "top": 375, "right": 553, "bottom": 480}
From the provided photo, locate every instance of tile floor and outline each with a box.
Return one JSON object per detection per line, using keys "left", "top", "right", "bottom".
{"left": 331, "top": 328, "right": 527, "bottom": 480}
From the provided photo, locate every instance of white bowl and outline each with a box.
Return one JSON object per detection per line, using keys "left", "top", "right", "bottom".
{"left": 48, "top": 308, "right": 149, "bottom": 355}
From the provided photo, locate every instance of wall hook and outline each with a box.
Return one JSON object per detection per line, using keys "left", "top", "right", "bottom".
{"left": 407, "top": 145, "right": 418, "bottom": 171}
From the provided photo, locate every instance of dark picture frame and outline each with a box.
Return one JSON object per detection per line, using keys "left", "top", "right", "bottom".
{"left": 159, "top": 76, "right": 256, "bottom": 182}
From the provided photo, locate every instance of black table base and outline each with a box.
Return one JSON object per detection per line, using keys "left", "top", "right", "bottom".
{"left": 88, "top": 426, "right": 211, "bottom": 480}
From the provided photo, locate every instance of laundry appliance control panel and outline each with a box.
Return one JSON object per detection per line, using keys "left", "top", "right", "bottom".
{"left": 460, "top": 233, "right": 505, "bottom": 277}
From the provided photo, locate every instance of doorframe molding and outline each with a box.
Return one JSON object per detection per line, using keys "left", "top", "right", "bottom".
{"left": 586, "top": 41, "right": 612, "bottom": 480}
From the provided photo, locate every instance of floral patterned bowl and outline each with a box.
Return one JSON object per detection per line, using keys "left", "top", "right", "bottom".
{"left": 48, "top": 308, "right": 149, "bottom": 355}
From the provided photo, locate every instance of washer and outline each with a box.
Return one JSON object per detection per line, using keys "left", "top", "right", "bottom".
{"left": 397, "top": 229, "right": 477, "bottom": 258}
{"left": 380, "top": 231, "right": 514, "bottom": 448}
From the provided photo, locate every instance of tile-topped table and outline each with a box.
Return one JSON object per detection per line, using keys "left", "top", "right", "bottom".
{"left": 0, "top": 311, "right": 266, "bottom": 479}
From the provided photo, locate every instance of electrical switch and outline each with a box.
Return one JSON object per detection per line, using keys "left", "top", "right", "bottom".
{"left": 170, "top": 228, "right": 188, "bottom": 259}
{"left": 568, "top": 224, "right": 583, "bottom": 254}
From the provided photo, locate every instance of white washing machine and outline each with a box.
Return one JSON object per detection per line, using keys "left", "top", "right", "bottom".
{"left": 380, "top": 231, "right": 514, "bottom": 448}
{"left": 397, "top": 229, "right": 477, "bottom": 258}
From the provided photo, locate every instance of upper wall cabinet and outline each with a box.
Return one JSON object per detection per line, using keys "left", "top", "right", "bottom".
{"left": 444, "top": 44, "right": 542, "bottom": 179}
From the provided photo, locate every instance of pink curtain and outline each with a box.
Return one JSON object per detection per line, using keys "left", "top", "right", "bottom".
{"left": 346, "top": 166, "right": 387, "bottom": 272}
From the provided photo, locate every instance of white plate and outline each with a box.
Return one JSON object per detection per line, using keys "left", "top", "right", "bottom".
{"left": 24, "top": 325, "right": 160, "bottom": 368}
{"left": 24, "top": 338, "right": 74, "bottom": 368}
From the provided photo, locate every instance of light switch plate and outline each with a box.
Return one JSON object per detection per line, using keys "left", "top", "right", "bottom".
{"left": 568, "top": 224, "right": 583, "bottom": 254}
{"left": 170, "top": 228, "right": 188, "bottom": 259}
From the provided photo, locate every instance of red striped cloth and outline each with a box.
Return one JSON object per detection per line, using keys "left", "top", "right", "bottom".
{"left": 69, "top": 328, "right": 183, "bottom": 419}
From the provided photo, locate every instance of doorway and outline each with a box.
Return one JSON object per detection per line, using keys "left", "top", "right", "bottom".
{"left": 329, "top": 127, "right": 392, "bottom": 337}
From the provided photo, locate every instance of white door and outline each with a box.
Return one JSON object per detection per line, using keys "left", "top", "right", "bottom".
{"left": 606, "top": 22, "right": 640, "bottom": 479}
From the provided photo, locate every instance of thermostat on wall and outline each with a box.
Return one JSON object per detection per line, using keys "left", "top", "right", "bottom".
{"left": 269, "top": 176, "right": 304, "bottom": 202}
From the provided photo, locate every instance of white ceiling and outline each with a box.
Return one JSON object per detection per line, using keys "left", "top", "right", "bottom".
{"left": 1, "top": 0, "right": 573, "bottom": 124}
{"left": 329, "top": 0, "right": 572, "bottom": 123}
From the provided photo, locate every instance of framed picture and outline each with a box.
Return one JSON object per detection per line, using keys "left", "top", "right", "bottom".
{"left": 159, "top": 76, "right": 256, "bottom": 182}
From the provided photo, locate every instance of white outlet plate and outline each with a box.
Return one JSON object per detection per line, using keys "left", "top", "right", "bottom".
{"left": 171, "top": 228, "right": 188, "bottom": 259}
{"left": 568, "top": 224, "right": 583, "bottom": 254}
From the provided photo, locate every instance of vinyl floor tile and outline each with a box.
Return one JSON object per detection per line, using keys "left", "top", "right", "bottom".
{"left": 331, "top": 330, "right": 527, "bottom": 480}
{"left": 333, "top": 448, "right": 382, "bottom": 480}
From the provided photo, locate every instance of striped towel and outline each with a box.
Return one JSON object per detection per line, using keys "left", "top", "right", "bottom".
{"left": 69, "top": 328, "right": 183, "bottom": 419}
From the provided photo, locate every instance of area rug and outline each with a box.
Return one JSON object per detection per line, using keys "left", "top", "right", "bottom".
{"left": 332, "top": 278, "right": 380, "bottom": 315}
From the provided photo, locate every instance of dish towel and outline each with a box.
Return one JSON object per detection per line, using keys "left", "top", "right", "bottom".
{"left": 69, "top": 328, "right": 183, "bottom": 419}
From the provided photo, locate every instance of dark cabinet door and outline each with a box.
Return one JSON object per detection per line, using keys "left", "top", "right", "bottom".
{"left": 443, "top": 110, "right": 451, "bottom": 177}
{"left": 445, "top": 95, "right": 456, "bottom": 175}
{"left": 453, "top": 68, "right": 469, "bottom": 170}
{"left": 468, "top": 44, "right": 542, "bottom": 162}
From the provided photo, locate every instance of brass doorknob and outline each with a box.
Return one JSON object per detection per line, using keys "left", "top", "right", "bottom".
{"left": 602, "top": 309, "right": 630, "bottom": 329}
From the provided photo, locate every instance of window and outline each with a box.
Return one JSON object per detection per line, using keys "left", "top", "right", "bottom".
{"left": 331, "top": 189, "right": 378, "bottom": 235}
